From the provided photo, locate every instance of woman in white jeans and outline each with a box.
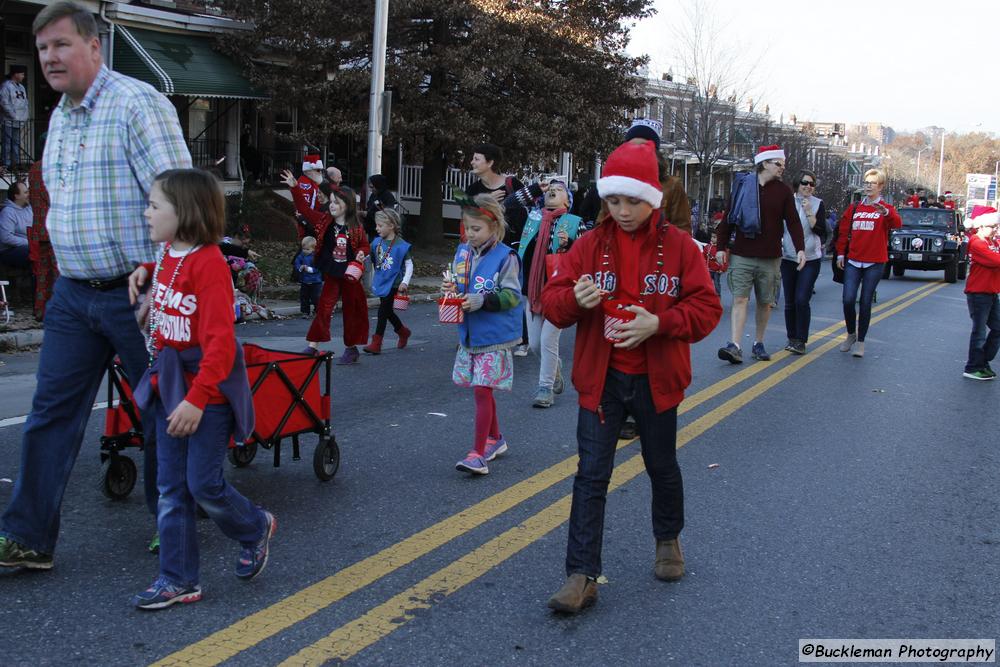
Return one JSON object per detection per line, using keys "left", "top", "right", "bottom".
{"left": 507, "top": 178, "right": 582, "bottom": 407}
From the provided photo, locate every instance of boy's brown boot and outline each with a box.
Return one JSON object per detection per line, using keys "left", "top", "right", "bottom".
{"left": 654, "top": 538, "right": 685, "bottom": 581}
{"left": 547, "top": 573, "right": 597, "bottom": 613}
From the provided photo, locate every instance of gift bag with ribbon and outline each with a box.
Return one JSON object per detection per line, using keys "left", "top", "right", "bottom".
{"left": 602, "top": 299, "right": 637, "bottom": 343}
{"left": 438, "top": 293, "right": 464, "bottom": 324}
{"left": 344, "top": 260, "right": 364, "bottom": 282}
{"left": 393, "top": 293, "right": 410, "bottom": 311}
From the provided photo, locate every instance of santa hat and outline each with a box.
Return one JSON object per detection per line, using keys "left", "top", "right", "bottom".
{"left": 597, "top": 141, "right": 662, "bottom": 208}
{"left": 754, "top": 144, "right": 785, "bottom": 165}
{"left": 302, "top": 154, "right": 324, "bottom": 172}
{"left": 625, "top": 118, "right": 663, "bottom": 149}
{"left": 944, "top": 191, "right": 953, "bottom": 197}
{"left": 965, "top": 205, "right": 998, "bottom": 229}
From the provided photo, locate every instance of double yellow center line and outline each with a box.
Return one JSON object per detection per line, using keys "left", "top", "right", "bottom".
{"left": 154, "top": 281, "right": 944, "bottom": 666}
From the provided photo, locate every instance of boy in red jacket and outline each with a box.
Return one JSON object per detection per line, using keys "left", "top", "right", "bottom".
{"left": 962, "top": 206, "right": 1000, "bottom": 380}
{"left": 541, "top": 141, "right": 722, "bottom": 613}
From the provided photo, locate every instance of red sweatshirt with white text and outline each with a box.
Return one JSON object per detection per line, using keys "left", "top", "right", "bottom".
{"left": 835, "top": 201, "right": 901, "bottom": 263}
{"left": 965, "top": 235, "right": 1000, "bottom": 294}
{"left": 143, "top": 245, "right": 236, "bottom": 408}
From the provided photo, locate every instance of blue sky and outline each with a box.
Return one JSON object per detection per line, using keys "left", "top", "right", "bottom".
{"left": 628, "top": 0, "right": 996, "bottom": 134}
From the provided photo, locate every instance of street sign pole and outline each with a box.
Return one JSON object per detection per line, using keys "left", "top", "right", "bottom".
{"left": 367, "top": 0, "right": 389, "bottom": 179}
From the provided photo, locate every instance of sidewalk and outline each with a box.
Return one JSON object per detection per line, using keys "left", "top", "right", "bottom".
{"left": 0, "top": 276, "right": 446, "bottom": 351}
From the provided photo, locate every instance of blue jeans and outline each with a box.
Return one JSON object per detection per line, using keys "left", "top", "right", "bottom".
{"left": 842, "top": 262, "right": 883, "bottom": 341}
{"left": 565, "top": 369, "right": 683, "bottom": 578}
{"left": 155, "top": 400, "right": 265, "bottom": 587}
{"left": 965, "top": 293, "right": 1000, "bottom": 373}
{"left": 1, "top": 120, "right": 22, "bottom": 168}
{"left": 0, "top": 277, "right": 158, "bottom": 554}
{"left": 781, "top": 258, "right": 821, "bottom": 343}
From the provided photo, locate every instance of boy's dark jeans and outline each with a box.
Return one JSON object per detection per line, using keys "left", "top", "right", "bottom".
{"left": 565, "top": 369, "right": 683, "bottom": 578}
{"left": 299, "top": 282, "right": 322, "bottom": 314}
{"left": 781, "top": 258, "right": 821, "bottom": 343}
{"left": 965, "top": 292, "right": 1000, "bottom": 372}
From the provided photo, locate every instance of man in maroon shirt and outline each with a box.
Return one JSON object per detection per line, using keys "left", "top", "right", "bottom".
{"left": 715, "top": 146, "right": 805, "bottom": 363}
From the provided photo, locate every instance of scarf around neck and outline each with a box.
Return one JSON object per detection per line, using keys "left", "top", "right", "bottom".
{"left": 528, "top": 207, "right": 566, "bottom": 313}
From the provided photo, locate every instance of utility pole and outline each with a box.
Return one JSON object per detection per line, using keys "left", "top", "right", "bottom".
{"left": 936, "top": 131, "right": 945, "bottom": 196}
{"left": 366, "top": 0, "right": 389, "bottom": 179}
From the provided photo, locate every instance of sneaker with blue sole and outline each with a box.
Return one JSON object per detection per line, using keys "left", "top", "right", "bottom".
{"left": 132, "top": 576, "right": 202, "bottom": 610}
{"left": 236, "top": 511, "right": 276, "bottom": 580}
{"left": 455, "top": 451, "right": 489, "bottom": 475}
{"left": 484, "top": 436, "right": 508, "bottom": 461}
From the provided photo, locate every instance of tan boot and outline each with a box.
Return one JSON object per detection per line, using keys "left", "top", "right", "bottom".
{"left": 839, "top": 332, "right": 857, "bottom": 353}
{"left": 852, "top": 341, "right": 865, "bottom": 357}
{"left": 654, "top": 538, "right": 685, "bottom": 581}
{"left": 547, "top": 573, "right": 598, "bottom": 613}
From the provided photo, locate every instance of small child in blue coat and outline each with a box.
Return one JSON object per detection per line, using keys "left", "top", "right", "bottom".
{"left": 294, "top": 236, "right": 323, "bottom": 316}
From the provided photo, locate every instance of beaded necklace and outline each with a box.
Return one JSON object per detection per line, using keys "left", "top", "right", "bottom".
{"left": 146, "top": 244, "right": 198, "bottom": 360}
{"left": 376, "top": 235, "right": 396, "bottom": 270}
{"left": 53, "top": 81, "right": 105, "bottom": 191}
{"left": 601, "top": 217, "right": 666, "bottom": 305}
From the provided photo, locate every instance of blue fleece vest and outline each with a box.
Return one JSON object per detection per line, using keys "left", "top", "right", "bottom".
{"left": 370, "top": 236, "right": 411, "bottom": 297}
{"left": 454, "top": 241, "right": 523, "bottom": 348}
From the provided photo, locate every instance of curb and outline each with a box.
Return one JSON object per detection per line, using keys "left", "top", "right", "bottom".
{"left": 2, "top": 294, "right": 442, "bottom": 350}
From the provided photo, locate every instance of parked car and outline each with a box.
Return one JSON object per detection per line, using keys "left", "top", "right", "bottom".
{"left": 885, "top": 207, "right": 967, "bottom": 283}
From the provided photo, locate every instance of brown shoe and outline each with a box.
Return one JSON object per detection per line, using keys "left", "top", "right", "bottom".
{"left": 547, "top": 573, "right": 598, "bottom": 613}
{"left": 654, "top": 538, "right": 685, "bottom": 581}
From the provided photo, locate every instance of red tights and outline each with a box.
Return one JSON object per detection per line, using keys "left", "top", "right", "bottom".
{"left": 473, "top": 386, "right": 501, "bottom": 456}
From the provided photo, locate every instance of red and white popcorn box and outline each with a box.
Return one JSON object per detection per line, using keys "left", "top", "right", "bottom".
{"left": 393, "top": 293, "right": 410, "bottom": 311}
{"left": 437, "top": 293, "right": 464, "bottom": 324}
{"left": 344, "top": 260, "right": 364, "bottom": 282}
{"left": 602, "top": 299, "right": 637, "bottom": 343}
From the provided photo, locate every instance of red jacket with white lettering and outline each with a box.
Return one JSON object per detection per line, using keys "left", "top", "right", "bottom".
{"left": 965, "top": 235, "right": 1000, "bottom": 294}
{"left": 541, "top": 211, "right": 722, "bottom": 413}
{"left": 142, "top": 245, "right": 235, "bottom": 408}
{"left": 835, "top": 201, "right": 902, "bottom": 263}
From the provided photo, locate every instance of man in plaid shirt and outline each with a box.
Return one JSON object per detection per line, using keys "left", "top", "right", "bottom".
{"left": 0, "top": 1, "right": 191, "bottom": 570}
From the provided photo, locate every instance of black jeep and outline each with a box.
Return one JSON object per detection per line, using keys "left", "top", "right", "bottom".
{"left": 885, "top": 207, "right": 967, "bottom": 283}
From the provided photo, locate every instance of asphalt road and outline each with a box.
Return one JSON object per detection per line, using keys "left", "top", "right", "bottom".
{"left": 0, "top": 264, "right": 996, "bottom": 667}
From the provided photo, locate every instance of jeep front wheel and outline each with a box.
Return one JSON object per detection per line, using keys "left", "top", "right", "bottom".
{"left": 893, "top": 265, "right": 905, "bottom": 278}
{"left": 944, "top": 259, "right": 958, "bottom": 284}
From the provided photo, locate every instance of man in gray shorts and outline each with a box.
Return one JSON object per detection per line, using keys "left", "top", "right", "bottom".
{"left": 715, "top": 145, "right": 805, "bottom": 363}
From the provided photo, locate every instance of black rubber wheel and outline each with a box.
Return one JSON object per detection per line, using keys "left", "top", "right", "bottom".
{"left": 944, "top": 260, "right": 958, "bottom": 284}
{"left": 892, "top": 264, "right": 905, "bottom": 277}
{"left": 99, "top": 455, "right": 137, "bottom": 500}
{"left": 228, "top": 442, "right": 258, "bottom": 467}
{"left": 313, "top": 437, "right": 340, "bottom": 481}
{"left": 882, "top": 263, "right": 891, "bottom": 279}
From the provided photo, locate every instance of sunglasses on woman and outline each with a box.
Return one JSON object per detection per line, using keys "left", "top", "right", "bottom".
{"left": 799, "top": 180, "right": 815, "bottom": 187}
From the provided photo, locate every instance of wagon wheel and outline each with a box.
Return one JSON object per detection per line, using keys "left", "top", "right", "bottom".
{"left": 313, "top": 437, "right": 340, "bottom": 481}
{"left": 99, "top": 455, "right": 137, "bottom": 500}
{"left": 228, "top": 442, "right": 258, "bottom": 468}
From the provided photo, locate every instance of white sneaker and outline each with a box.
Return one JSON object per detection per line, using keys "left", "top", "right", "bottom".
{"left": 513, "top": 344, "right": 529, "bottom": 357}
{"left": 852, "top": 341, "right": 865, "bottom": 357}
{"left": 839, "top": 333, "right": 856, "bottom": 353}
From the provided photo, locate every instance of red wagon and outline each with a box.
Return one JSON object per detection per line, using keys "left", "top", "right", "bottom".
{"left": 98, "top": 344, "right": 340, "bottom": 500}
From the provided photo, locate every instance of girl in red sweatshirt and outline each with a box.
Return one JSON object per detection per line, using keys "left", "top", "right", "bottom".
{"left": 128, "top": 169, "right": 274, "bottom": 610}
{"left": 835, "top": 168, "right": 901, "bottom": 357}
{"left": 540, "top": 141, "right": 722, "bottom": 614}
{"left": 961, "top": 207, "right": 1000, "bottom": 379}
{"left": 281, "top": 170, "right": 371, "bottom": 365}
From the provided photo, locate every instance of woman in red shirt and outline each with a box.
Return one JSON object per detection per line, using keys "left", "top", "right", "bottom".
{"left": 835, "top": 168, "right": 901, "bottom": 358}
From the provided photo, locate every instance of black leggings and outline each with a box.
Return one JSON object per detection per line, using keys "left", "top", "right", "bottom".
{"left": 376, "top": 289, "right": 404, "bottom": 336}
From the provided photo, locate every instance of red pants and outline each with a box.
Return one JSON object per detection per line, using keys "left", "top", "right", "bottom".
{"left": 307, "top": 275, "right": 370, "bottom": 346}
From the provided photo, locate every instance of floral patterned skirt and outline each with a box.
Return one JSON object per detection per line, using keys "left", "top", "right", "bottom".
{"left": 452, "top": 346, "right": 514, "bottom": 390}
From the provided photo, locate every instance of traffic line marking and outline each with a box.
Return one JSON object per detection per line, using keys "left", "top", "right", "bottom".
{"left": 277, "top": 282, "right": 947, "bottom": 665}
{"left": 0, "top": 401, "right": 111, "bottom": 429}
{"left": 151, "top": 281, "right": 941, "bottom": 667}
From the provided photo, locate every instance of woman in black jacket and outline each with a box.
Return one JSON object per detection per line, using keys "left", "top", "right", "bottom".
{"left": 364, "top": 174, "right": 398, "bottom": 241}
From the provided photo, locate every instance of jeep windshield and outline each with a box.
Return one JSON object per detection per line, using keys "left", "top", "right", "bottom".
{"left": 898, "top": 208, "right": 956, "bottom": 231}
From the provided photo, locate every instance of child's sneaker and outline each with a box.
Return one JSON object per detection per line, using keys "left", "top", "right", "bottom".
{"left": 147, "top": 532, "right": 160, "bottom": 555}
{"left": 963, "top": 369, "right": 995, "bottom": 381}
{"left": 132, "top": 576, "right": 202, "bottom": 610}
{"left": 455, "top": 451, "right": 489, "bottom": 475}
{"left": 236, "top": 511, "right": 276, "bottom": 580}
{"left": 484, "top": 436, "right": 508, "bottom": 461}
{"left": 513, "top": 344, "right": 529, "bottom": 357}
{"left": 0, "top": 536, "right": 53, "bottom": 570}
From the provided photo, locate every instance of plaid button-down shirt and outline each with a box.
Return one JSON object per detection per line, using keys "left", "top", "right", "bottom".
{"left": 43, "top": 65, "right": 192, "bottom": 279}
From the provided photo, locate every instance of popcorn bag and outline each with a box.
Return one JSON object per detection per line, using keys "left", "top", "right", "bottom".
{"left": 393, "top": 293, "right": 410, "bottom": 311}
{"left": 602, "top": 299, "right": 637, "bottom": 343}
{"left": 344, "top": 261, "right": 364, "bottom": 282}
{"left": 438, "top": 293, "right": 464, "bottom": 324}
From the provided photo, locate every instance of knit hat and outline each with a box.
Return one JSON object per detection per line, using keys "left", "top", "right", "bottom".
{"left": 625, "top": 118, "right": 663, "bottom": 149}
{"left": 597, "top": 141, "right": 662, "bottom": 208}
{"left": 302, "top": 154, "right": 324, "bottom": 172}
{"left": 965, "top": 205, "right": 998, "bottom": 229}
{"left": 754, "top": 144, "right": 785, "bottom": 165}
